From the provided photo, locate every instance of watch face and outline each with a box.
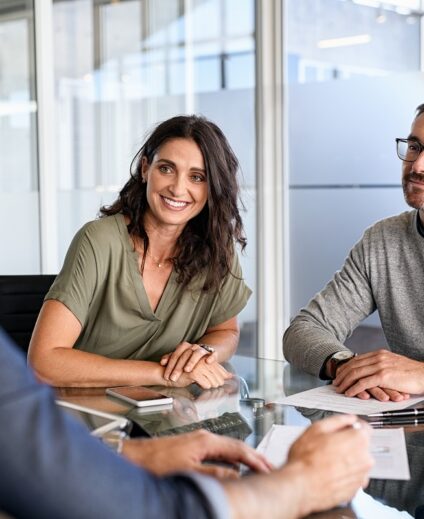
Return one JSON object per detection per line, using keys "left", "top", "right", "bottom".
{"left": 333, "top": 351, "right": 354, "bottom": 361}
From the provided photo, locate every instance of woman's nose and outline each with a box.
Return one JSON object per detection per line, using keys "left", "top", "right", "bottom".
{"left": 168, "top": 174, "right": 187, "bottom": 196}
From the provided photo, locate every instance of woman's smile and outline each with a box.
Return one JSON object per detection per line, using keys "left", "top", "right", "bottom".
{"left": 160, "top": 195, "right": 191, "bottom": 211}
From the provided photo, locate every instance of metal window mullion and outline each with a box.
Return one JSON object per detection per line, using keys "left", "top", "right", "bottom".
{"left": 184, "top": 0, "right": 195, "bottom": 113}
{"left": 34, "top": 0, "right": 58, "bottom": 274}
{"left": 255, "top": 0, "right": 285, "bottom": 360}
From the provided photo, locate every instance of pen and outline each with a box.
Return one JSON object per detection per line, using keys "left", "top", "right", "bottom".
{"left": 369, "top": 417, "right": 424, "bottom": 427}
{"left": 368, "top": 408, "right": 424, "bottom": 418}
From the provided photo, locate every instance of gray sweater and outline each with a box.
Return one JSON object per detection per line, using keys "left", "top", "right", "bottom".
{"left": 283, "top": 210, "right": 424, "bottom": 377}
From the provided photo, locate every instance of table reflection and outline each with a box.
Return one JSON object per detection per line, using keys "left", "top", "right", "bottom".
{"left": 56, "top": 354, "right": 423, "bottom": 519}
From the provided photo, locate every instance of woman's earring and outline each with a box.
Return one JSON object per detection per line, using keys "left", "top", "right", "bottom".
{"left": 141, "top": 177, "right": 146, "bottom": 184}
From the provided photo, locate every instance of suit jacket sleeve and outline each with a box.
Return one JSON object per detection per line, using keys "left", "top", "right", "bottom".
{"left": 0, "top": 328, "right": 229, "bottom": 519}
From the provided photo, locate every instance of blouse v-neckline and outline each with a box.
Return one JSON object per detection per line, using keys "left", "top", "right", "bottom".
{"left": 116, "top": 214, "right": 177, "bottom": 320}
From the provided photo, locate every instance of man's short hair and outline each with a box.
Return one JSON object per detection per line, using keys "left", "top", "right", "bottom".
{"left": 416, "top": 104, "right": 424, "bottom": 118}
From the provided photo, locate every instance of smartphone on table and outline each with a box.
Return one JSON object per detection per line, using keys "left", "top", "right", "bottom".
{"left": 106, "top": 386, "right": 173, "bottom": 408}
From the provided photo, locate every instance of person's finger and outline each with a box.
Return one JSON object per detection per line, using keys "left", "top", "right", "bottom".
{"left": 195, "top": 463, "right": 240, "bottom": 480}
{"left": 380, "top": 388, "right": 407, "bottom": 402}
{"left": 334, "top": 352, "right": 388, "bottom": 386}
{"left": 214, "top": 363, "right": 233, "bottom": 380}
{"left": 205, "top": 435, "right": 273, "bottom": 473}
{"left": 160, "top": 353, "right": 170, "bottom": 366}
{"left": 335, "top": 362, "right": 390, "bottom": 393}
{"left": 195, "top": 373, "right": 212, "bottom": 389}
{"left": 211, "top": 364, "right": 231, "bottom": 386}
{"left": 169, "top": 349, "right": 197, "bottom": 381}
{"left": 343, "top": 376, "right": 389, "bottom": 399}
{"left": 184, "top": 347, "right": 209, "bottom": 372}
{"left": 205, "top": 351, "right": 218, "bottom": 364}
{"left": 225, "top": 448, "right": 273, "bottom": 473}
{"left": 202, "top": 368, "right": 222, "bottom": 388}
{"left": 356, "top": 390, "right": 371, "bottom": 400}
{"left": 364, "top": 387, "right": 390, "bottom": 402}
{"left": 334, "top": 361, "right": 380, "bottom": 389}
{"left": 164, "top": 344, "right": 192, "bottom": 380}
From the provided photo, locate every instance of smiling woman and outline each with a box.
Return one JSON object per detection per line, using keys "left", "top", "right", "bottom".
{"left": 28, "top": 115, "right": 251, "bottom": 389}
{"left": 142, "top": 138, "right": 209, "bottom": 237}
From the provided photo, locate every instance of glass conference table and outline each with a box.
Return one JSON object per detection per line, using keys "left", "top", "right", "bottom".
{"left": 56, "top": 355, "right": 424, "bottom": 519}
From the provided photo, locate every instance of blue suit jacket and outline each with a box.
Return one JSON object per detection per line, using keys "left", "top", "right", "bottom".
{"left": 0, "top": 328, "right": 228, "bottom": 519}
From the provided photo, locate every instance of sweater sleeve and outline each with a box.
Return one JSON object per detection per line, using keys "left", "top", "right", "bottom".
{"left": 283, "top": 231, "right": 376, "bottom": 377}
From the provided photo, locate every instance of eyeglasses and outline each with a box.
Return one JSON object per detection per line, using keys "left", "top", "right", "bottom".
{"left": 396, "top": 138, "right": 424, "bottom": 162}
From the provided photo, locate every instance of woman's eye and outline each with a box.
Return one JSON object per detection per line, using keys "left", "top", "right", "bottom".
{"left": 159, "top": 165, "right": 172, "bottom": 174}
{"left": 191, "top": 174, "right": 205, "bottom": 183}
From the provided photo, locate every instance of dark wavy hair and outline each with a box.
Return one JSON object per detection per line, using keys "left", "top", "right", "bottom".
{"left": 100, "top": 114, "right": 246, "bottom": 291}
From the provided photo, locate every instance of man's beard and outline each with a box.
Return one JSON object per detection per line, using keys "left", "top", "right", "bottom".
{"left": 402, "top": 172, "right": 424, "bottom": 210}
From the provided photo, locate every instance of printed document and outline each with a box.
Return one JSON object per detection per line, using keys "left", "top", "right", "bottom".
{"left": 257, "top": 425, "right": 410, "bottom": 480}
{"left": 276, "top": 384, "right": 424, "bottom": 415}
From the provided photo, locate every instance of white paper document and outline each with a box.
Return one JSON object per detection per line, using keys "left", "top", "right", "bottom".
{"left": 257, "top": 424, "right": 410, "bottom": 480}
{"left": 276, "top": 384, "right": 424, "bottom": 415}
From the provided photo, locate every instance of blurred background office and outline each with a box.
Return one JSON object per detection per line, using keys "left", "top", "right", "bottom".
{"left": 1, "top": 0, "right": 423, "bottom": 360}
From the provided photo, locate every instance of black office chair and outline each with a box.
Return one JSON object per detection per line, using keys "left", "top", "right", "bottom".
{"left": 0, "top": 275, "right": 56, "bottom": 353}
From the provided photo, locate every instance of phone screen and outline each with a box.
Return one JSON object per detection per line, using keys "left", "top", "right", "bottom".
{"left": 112, "top": 387, "right": 169, "bottom": 402}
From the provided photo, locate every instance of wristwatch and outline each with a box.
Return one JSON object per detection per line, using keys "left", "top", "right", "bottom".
{"left": 327, "top": 351, "right": 356, "bottom": 379}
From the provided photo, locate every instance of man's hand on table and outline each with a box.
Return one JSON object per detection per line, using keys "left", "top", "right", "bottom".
{"left": 121, "top": 429, "right": 273, "bottom": 478}
{"left": 333, "top": 350, "right": 424, "bottom": 401}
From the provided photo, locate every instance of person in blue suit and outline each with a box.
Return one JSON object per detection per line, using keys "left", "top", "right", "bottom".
{"left": 0, "top": 328, "right": 373, "bottom": 519}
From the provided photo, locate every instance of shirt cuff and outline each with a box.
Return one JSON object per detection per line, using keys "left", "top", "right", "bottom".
{"left": 319, "top": 352, "right": 335, "bottom": 380}
{"left": 186, "top": 472, "right": 231, "bottom": 519}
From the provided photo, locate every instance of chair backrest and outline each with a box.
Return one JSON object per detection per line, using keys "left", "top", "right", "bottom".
{"left": 0, "top": 275, "right": 56, "bottom": 352}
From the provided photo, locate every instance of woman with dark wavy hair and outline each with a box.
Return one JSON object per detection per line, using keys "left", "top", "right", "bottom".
{"left": 28, "top": 115, "right": 251, "bottom": 388}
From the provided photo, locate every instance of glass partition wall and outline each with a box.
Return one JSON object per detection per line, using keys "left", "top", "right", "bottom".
{"left": 285, "top": 0, "right": 424, "bottom": 344}
{"left": 0, "top": 0, "right": 40, "bottom": 273}
{"left": 0, "top": 0, "right": 258, "bottom": 355}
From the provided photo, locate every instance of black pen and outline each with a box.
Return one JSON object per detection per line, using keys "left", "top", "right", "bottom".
{"left": 369, "top": 417, "right": 424, "bottom": 427}
{"left": 368, "top": 408, "right": 424, "bottom": 418}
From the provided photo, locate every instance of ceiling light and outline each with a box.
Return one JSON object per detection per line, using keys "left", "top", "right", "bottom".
{"left": 352, "top": 0, "right": 420, "bottom": 9}
{"left": 352, "top": 0, "right": 380, "bottom": 7}
{"left": 318, "top": 34, "right": 372, "bottom": 49}
{"left": 383, "top": 0, "right": 420, "bottom": 9}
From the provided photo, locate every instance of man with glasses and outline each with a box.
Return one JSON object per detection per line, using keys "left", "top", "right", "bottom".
{"left": 284, "top": 104, "right": 424, "bottom": 403}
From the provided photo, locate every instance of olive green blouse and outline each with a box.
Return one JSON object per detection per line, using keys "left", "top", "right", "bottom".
{"left": 46, "top": 214, "right": 251, "bottom": 361}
